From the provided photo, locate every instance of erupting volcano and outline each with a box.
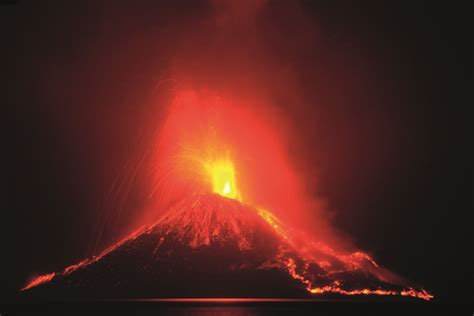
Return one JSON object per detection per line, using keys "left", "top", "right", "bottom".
{"left": 22, "top": 193, "right": 432, "bottom": 301}
{"left": 22, "top": 90, "right": 432, "bottom": 301}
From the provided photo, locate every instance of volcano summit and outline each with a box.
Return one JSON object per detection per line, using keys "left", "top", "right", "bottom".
{"left": 22, "top": 193, "right": 432, "bottom": 301}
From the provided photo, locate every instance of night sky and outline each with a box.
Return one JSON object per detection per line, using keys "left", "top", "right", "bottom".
{"left": 2, "top": 0, "right": 471, "bottom": 304}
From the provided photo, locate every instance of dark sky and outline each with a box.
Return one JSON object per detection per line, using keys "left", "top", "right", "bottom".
{"left": 2, "top": 0, "right": 471, "bottom": 303}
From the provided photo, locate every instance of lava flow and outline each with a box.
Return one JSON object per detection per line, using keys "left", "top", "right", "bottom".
{"left": 21, "top": 192, "right": 432, "bottom": 301}
{"left": 22, "top": 90, "right": 432, "bottom": 301}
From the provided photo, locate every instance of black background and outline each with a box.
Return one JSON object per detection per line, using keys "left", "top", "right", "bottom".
{"left": 2, "top": 0, "right": 471, "bottom": 305}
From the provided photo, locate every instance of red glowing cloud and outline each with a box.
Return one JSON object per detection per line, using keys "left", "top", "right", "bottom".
{"left": 149, "top": 89, "right": 315, "bottom": 231}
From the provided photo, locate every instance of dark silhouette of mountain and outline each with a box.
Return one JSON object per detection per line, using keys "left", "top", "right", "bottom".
{"left": 22, "top": 194, "right": 432, "bottom": 300}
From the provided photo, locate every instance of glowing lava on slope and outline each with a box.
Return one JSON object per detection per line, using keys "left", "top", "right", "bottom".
{"left": 22, "top": 193, "right": 432, "bottom": 301}
{"left": 22, "top": 90, "right": 432, "bottom": 301}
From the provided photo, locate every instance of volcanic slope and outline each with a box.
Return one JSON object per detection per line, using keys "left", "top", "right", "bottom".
{"left": 22, "top": 194, "right": 432, "bottom": 300}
